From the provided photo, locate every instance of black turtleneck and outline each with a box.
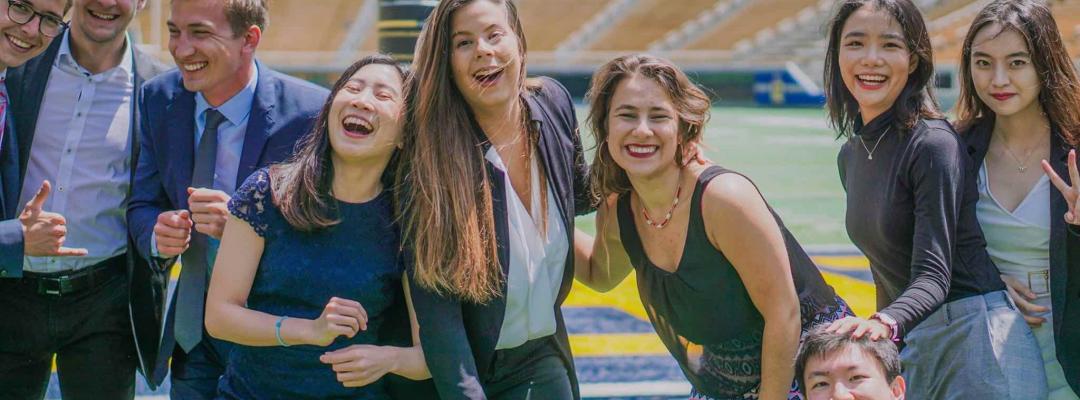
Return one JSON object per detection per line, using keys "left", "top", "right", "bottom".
{"left": 837, "top": 111, "right": 1005, "bottom": 337}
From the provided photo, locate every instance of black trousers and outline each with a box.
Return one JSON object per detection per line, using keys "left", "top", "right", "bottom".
{"left": 0, "top": 271, "right": 136, "bottom": 400}
{"left": 485, "top": 336, "right": 573, "bottom": 400}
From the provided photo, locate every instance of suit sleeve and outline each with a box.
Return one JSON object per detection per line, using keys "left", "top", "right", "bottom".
{"left": 405, "top": 244, "right": 486, "bottom": 400}
{"left": 541, "top": 77, "right": 593, "bottom": 216}
{"left": 0, "top": 107, "right": 24, "bottom": 277}
{"left": 127, "top": 90, "right": 175, "bottom": 269}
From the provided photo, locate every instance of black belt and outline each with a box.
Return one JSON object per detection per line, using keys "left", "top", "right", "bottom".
{"left": 22, "top": 255, "right": 126, "bottom": 297}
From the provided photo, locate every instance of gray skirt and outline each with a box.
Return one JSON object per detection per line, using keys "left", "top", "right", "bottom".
{"left": 900, "top": 290, "right": 1048, "bottom": 400}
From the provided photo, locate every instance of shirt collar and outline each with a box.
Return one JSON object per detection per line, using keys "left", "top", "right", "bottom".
{"left": 55, "top": 30, "right": 134, "bottom": 79}
{"left": 195, "top": 63, "right": 259, "bottom": 127}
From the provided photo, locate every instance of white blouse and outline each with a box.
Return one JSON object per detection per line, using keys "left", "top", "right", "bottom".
{"left": 485, "top": 146, "right": 568, "bottom": 350}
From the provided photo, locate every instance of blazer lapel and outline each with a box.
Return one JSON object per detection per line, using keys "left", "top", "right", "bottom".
{"left": 236, "top": 62, "right": 275, "bottom": 188}
{"left": 1049, "top": 130, "right": 1069, "bottom": 338}
{"left": 527, "top": 93, "right": 576, "bottom": 302}
{"left": 166, "top": 90, "right": 196, "bottom": 209}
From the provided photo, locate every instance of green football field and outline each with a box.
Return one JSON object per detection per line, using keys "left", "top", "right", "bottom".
{"left": 574, "top": 106, "right": 852, "bottom": 247}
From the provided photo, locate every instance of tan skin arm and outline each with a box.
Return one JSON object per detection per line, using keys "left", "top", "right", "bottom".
{"left": 574, "top": 194, "right": 634, "bottom": 292}
{"left": 700, "top": 174, "right": 801, "bottom": 400}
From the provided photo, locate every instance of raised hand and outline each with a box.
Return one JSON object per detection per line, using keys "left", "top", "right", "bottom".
{"left": 187, "top": 187, "right": 231, "bottom": 239}
{"left": 320, "top": 345, "right": 398, "bottom": 388}
{"left": 1042, "top": 149, "right": 1080, "bottom": 225}
{"left": 20, "top": 181, "right": 89, "bottom": 257}
{"left": 154, "top": 210, "right": 193, "bottom": 258}
{"left": 306, "top": 297, "right": 368, "bottom": 347}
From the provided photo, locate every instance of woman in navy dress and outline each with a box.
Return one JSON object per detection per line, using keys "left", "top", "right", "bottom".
{"left": 204, "top": 55, "right": 430, "bottom": 399}
{"left": 576, "top": 54, "right": 852, "bottom": 400}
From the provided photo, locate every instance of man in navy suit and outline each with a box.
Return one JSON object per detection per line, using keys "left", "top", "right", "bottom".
{"left": 0, "top": 0, "right": 69, "bottom": 278}
{"left": 1, "top": 0, "right": 174, "bottom": 399}
{"left": 128, "top": 0, "right": 327, "bottom": 397}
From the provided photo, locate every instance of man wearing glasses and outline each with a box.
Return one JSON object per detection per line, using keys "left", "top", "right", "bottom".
{"left": 0, "top": 0, "right": 168, "bottom": 398}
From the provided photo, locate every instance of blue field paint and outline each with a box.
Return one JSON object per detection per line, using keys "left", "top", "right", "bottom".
{"left": 563, "top": 307, "right": 656, "bottom": 335}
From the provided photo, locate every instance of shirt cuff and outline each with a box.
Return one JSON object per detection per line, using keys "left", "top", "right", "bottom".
{"left": 150, "top": 231, "right": 161, "bottom": 258}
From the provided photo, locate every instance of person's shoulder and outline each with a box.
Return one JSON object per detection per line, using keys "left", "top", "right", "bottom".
{"left": 912, "top": 118, "right": 962, "bottom": 151}
{"left": 700, "top": 168, "right": 762, "bottom": 214}
{"left": 141, "top": 69, "right": 185, "bottom": 99}
{"left": 133, "top": 47, "right": 172, "bottom": 79}
{"left": 529, "top": 76, "right": 573, "bottom": 107}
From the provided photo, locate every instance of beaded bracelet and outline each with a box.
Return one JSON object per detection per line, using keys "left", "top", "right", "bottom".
{"left": 275, "top": 316, "right": 290, "bottom": 347}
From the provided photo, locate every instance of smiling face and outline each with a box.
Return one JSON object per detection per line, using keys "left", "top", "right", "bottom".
{"left": 605, "top": 74, "right": 684, "bottom": 180}
{"left": 0, "top": 0, "right": 66, "bottom": 69}
{"left": 838, "top": 4, "right": 915, "bottom": 123}
{"left": 167, "top": 0, "right": 258, "bottom": 102}
{"left": 804, "top": 345, "right": 906, "bottom": 400}
{"left": 448, "top": 0, "right": 523, "bottom": 114}
{"left": 71, "top": 0, "right": 144, "bottom": 45}
{"left": 328, "top": 63, "right": 405, "bottom": 164}
{"left": 969, "top": 24, "right": 1041, "bottom": 119}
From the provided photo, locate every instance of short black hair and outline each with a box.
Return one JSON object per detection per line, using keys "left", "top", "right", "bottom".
{"left": 795, "top": 324, "right": 901, "bottom": 396}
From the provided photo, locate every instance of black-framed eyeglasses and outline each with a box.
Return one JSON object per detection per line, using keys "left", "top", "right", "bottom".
{"left": 6, "top": 0, "right": 67, "bottom": 38}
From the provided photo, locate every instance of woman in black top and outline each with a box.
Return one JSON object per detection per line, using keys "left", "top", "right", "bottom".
{"left": 576, "top": 54, "right": 851, "bottom": 400}
{"left": 824, "top": 1, "right": 1045, "bottom": 398}
{"left": 394, "top": 0, "right": 591, "bottom": 399}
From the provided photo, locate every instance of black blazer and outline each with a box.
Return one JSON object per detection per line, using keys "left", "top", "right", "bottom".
{"left": 5, "top": 34, "right": 171, "bottom": 388}
{"left": 404, "top": 77, "right": 593, "bottom": 400}
{"left": 964, "top": 119, "right": 1080, "bottom": 393}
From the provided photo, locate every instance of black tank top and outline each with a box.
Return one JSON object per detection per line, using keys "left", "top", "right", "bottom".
{"left": 617, "top": 165, "right": 841, "bottom": 398}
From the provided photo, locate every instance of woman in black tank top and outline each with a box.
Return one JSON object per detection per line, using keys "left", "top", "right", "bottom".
{"left": 574, "top": 55, "right": 852, "bottom": 400}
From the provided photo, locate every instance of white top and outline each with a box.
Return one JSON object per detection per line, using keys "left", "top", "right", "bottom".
{"left": 485, "top": 146, "right": 568, "bottom": 350}
{"left": 976, "top": 163, "right": 1052, "bottom": 302}
{"left": 21, "top": 32, "right": 134, "bottom": 273}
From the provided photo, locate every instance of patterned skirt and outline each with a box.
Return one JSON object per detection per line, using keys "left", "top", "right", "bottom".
{"left": 688, "top": 296, "right": 854, "bottom": 400}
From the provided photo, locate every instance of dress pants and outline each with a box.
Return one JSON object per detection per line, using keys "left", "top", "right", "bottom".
{"left": 484, "top": 336, "right": 573, "bottom": 400}
{"left": 169, "top": 332, "right": 233, "bottom": 400}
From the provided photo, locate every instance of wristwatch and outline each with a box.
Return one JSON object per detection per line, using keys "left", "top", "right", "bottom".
{"left": 870, "top": 312, "right": 900, "bottom": 342}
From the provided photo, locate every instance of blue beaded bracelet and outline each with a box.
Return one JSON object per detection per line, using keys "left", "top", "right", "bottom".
{"left": 275, "top": 316, "right": 290, "bottom": 347}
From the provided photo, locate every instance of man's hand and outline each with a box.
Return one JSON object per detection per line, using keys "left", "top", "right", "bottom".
{"left": 188, "top": 187, "right": 230, "bottom": 239}
{"left": 154, "top": 210, "right": 193, "bottom": 258}
{"left": 20, "top": 181, "right": 88, "bottom": 257}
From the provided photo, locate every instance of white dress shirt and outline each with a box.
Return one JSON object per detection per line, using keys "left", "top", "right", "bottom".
{"left": 486, "top": 146, "right": 568, "bottom": 350}
{"left": 21, "top": 32, "right": 134, "bottom": 273}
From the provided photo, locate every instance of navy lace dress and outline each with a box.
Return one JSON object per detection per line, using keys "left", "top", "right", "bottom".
{"left": 617, "top": 166, "right": 852, "bottom": 400}
{"left": 216, "top": 168, "right": 402, "bottom": 400}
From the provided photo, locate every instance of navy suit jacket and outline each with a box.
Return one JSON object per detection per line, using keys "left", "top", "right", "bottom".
{"left": 964, "top": 119, "right": 1080, "bottom": 393}
{"left": 402, "top": 77, "right": 593, "bottom": 400}
{"left": 128, "top": 60, "right": 326, "bottom": 386}
{"left": 0, "top": 106, "right": 20, "bottom": 278}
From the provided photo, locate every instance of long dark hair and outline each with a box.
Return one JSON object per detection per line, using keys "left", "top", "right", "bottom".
{"left": 586, "top": 54, "right": 711, "bottom": 202}
{"left": 271, "top": 54, "right": 406, "bottom": 231}
{"left": 824, "top": 0, "right": 942, "bottom": 137}
{"left": 396, "top": 0, "right": 534, "bottom": 303}
{"left": 954, "top": 0, "right": 1080, "bottom": 145}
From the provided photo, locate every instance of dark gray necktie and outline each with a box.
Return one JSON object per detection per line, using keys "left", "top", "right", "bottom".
{"left": 174, "top": 109, "right": 225, "bottom": 353}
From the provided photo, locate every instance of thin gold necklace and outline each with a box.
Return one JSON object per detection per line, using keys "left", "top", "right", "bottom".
{"left": 995, "top": 132, "right": 1041, "bottom": 174}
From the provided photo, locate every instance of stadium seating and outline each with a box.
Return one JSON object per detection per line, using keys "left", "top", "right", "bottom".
{"left": 585, "top": 0, "right": 723, "bottom": 51}
{"left": 518, "top": 0, "right": 610, "bottom": 51}
{"left": 685, "top": 0, "right": 819, "bottom": 51}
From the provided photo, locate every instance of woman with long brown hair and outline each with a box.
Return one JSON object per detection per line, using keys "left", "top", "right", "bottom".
{"left": 394, "top": 0, "right": 590, "bottom": 399}
{"left": 203, "top": 55, "right": 431, "bottom": 398}
{"left": 955, "top": 1, "right": 1080, "bottom": 397}
{"left": 576, "top": 53, "right": 852, "bottom": 400}
{"left": 822, "top": 0, "right": 1045, "bottom": 398}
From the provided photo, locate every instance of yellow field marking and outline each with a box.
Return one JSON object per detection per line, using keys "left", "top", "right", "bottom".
{"left": 820, "top": 271, "right": 876, "bottom": 317}
{"left": 565, "top": 277, "right": 648, "bottom": 321}
{"left": 569, "top": 333, "right": 668, "bottom": 357}
{"left": 812, "top": 256, "right": 870, "bottom": 269}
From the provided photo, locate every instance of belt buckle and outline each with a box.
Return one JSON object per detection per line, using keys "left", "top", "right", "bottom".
{"left": 39, "top": 276, "right": 74, "bottom": 297}
{"left": 1027, "top": 270, "right": 1050, "bottom": 296}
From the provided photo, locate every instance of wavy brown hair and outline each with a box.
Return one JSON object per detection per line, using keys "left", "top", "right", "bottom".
{"left": 824, "top": 0, "right": 942, "bottom": 137}
{"left": 395, "top": 0, "right": 534, "bottom": 303}
{"left": 272, "top": 54, "right": 406, "bottom": 231}
{"left": 954, "top": 0, "right": 1080, "bottom": 145}
{"left": 586, "top": 54, "right": 711, "bottom": 201}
